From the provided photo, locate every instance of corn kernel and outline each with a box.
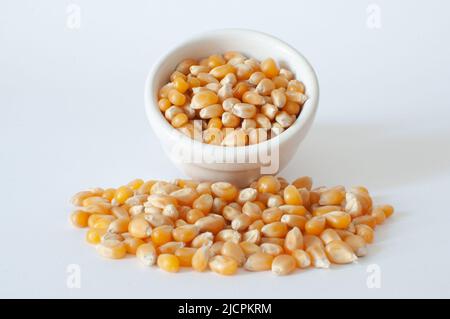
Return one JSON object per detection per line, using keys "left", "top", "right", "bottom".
{"left": 157, "top": 254, "right": 180, "bottom": 273}
{"left": 70, "top": 210, "right": 90, "bottom": 228}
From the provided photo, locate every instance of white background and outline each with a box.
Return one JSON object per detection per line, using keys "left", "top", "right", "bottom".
{"left": 1, "top": 0, "right": 450, "bottom": 298}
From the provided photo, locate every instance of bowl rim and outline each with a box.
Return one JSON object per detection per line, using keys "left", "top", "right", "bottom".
{"left": 144, "top": 28, "right": 319, "bottom": 155}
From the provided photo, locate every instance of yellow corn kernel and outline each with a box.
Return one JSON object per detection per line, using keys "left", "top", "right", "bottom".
{"left": 209, "top": 255, "right": 238, "bottom": 276}
{"left": 208, "top": 117, "right": 223, "bottom": 129}
{"left": 350, "top": 189, "right": 373, "bottom": 214}
{"left": 240, "top": 242, "right": 262, "bottom": 257}
{"left": 304, "top": 234, "right": 324, "bottom": 250}
{"left": 221, "top": 241, "right": 246, "bottom": 266}
{"left": 319, "top": 189, "right": 345, "bottom": 206}
{"left": 192, "top": 246, "right": 210, "bottom": 272}
{"left": 159, "top": 83, "right": 174, "bottom": 98}
{"left": 261, "top": 207, "right": 283, "bottom": 224}
{"left": 184, "top": 208, "right": 204, "bottom": 224}
{"left": 157, "top": 254, "right": 180, "bottom": 273}
{"left": 325, "top": 211, "right": 352, "bottom": 229}
{"left": 136, "top": 180, "right": 156, "bottom": 195}
{"left": 123, "top": 237, "right": 145, "bottom": 255}
{"left": 170, "top": 71, "right": 187, "bottom": 82}
{"left": 196, "top": 182, "right": 212, "bottom": 195}
{"left": 325, "top": 240, "right": 357, "bottom": 264}
{"left": 257, "top": 78, "right": 276, "bottom": 96}
{"left": 127, "top": 179, "right": 144, "bottom": 191}
{"left": 191, "top": 90, "right": 219, "bottom": 109}
{"left": 306, "top": 245, "right": 330, "bottom": 269}
{"left": 292, "top": 176, "right": 313, "bottom": 190}
{"left": 191, "top": 232, "right": 213, "bottom": 248}
{"left": 136, "top": 243, "right": 157, "bottom": 266}
{"left": 242, "top": 91, "right": 265, "bottom": 105}
{"left": 284, "top": 227, "right": 304, "bottom": 253}
{"left": 224, "top": 51, "right": 244, "bottom": 61}
{"left": 97, "top": 240, "right": 127, "bottom": 259}
{"left": 211, "top": 182, "right": 238, "bottom": 201}
{"left": 242, "top": 202, "right": 262, "bottom": 222}
{"left": 210, "top": 64, "right": 235, "bottom": 79}
{"left": 353, "top": 215, "right": 377, "bottom": 229}
{"left": 150, "top": 225, "right": 173, "bottom": 246}
{"left": 147, "top": 194, "right": 178, "bottom": 209}
{"left": 70, "top": 210, "right": 90, "bottom": 228}
{"left": 291, "top": 249, "right": 311, "bottom": 269}
{"left": 282, "top": 101, "right": 301, "bottom": 115}
{"left": 278, "top": 205, "right": 308, "bottom": 216}
{"left": 82, "top": 196, "right": 111, "bottom": 208}
{"left": 168, "top": 89, "right": 186, "bottom": 106}
{"left": 232, "top": 81, "right": 250, "bottom": 99}
{"left": 176, "top": 58, "right": 197, "bottom": 74}
{"left": 249, "top": 71, "right": 266, "bottom": 85}
{"left": 192, "top": 193, "right": 213, "bottom": 214}
{"left": 260, "top": 238, "right": 285, "bottom": 247}
{"left": 207, "top": 117, "right": 223, "bottom": 129}
{"left": 261, "top": 222, "right": 288, "bottom": 238}
{"left": 102, "top": 188, "right": 116, "bottom": 201}
{"left": 320, "top": 228, "right": 341, "bottom": 245}
{"left": 172, "top": 225, "right": 199, "bottom": 243}
{"left": 249, "top": 219, "right": 265, "bottom": 231}
{"left": 287, "top": 79, "right": 305, "bottom": 93}
{"left": 71, "top": 190, "right": 101, "bottom": 206}
{"left": 195, "top": 215, "right": 225, "bottom": 234}
{"left": 280, "top": 214, "right": 307, "bottom": 230}
{"left": 231, "top": 214, "right": 252, "bottom": 232}
{"left": 210, "top": 241, "right": 225, "bottom": 256}
{"left": 215, "top": 229, "right": 242, "bottom": 244}
{"left": 283, "top": 185, "right": 303, "bottom": 205}
{"left": 305, "top": 216, "right": 326, "bottom": 235}
{"left": 128, "top": 218, "right": 152, "bottom": 239}
{"left": 257, "top": 176, "right": 281, "bottom": 194}
{"left": 187, "top": 76, "right": 201, "bottom": 89}
{"left": 356, "top": 224, "right": 375, "bottom": 244}
{"left": 272, "top": 254, "right": 296, "bottom": 275}
{"left": 110, "top": 207, "right": 129, "bottom": 220}
{"left": 312, "top": 205, "right": 342, "bottom": 216}
{"left": 344, "top": 234, "right": 367, "bottom": 257}
{"left": 242, "top": 229, "right": 260, "bottom": 245}
{"left": 107, "top": 218, "right": 129, "bottom": 234}
{"left": 89, "top": 214, "right": 115, "bottom": 230}
{"left": 170, "top": 113, "right": 188, "bottom": 128}
{"left": 207, "top": 54, "right": 225, "bottom": 68}
{"left": 157, "top": 241, "right": 185, "bottom": 254}
{"left": 101, "top": 232, "right": 124, "bottom": 243}
{"left": 371, "top": 206, "right": 386, "bottom": 225}
{"left": 272, "top": 75, "right": 289, "bottom": 89}
{"left": 114, "top": 186, "right": 133, "bottom": 205}
{"left": 86, "top": 228, "right": 106, "bottom": 245}
{"left": 173, "top": 77, "right": 189, "bottom": 94}
{"left": 261, "top": 58, "right": 279, "bottom": 78}
{"left": 158, "top": 98, "right": 171, "bottom": 112}
{"left": 170, "top": 188, "right": 199, "bottom": 206}
{"left": 175, "top": 247, "right": 197, "bottom": 267}
{"left": 379, "top": 204, "right": 394, "bottom": 218}
{"left": 244, "top": 252, "right": 273, "bottom": 271}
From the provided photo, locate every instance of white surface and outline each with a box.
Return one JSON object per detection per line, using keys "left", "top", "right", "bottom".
{"left": 1, "top": 0, "right": 449, "bottom": 298}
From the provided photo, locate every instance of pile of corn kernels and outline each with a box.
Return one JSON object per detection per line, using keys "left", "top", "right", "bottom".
{"left": 70, "top": 176, "right": 393, "bottom": 275}
{"left": 157, "top": 52, "right": 307, "bottom": 146}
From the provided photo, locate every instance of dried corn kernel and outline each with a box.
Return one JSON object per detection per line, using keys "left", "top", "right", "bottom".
{"left": 157, "top": 254, "right": 180, "bottom": 272}
{"left": 272, "top": 254, "right": 296, "bottom": 275}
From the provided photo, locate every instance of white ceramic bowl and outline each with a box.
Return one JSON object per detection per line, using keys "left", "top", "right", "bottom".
{"left": 145, "top": 29, "right": 319, "bottom": 187}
